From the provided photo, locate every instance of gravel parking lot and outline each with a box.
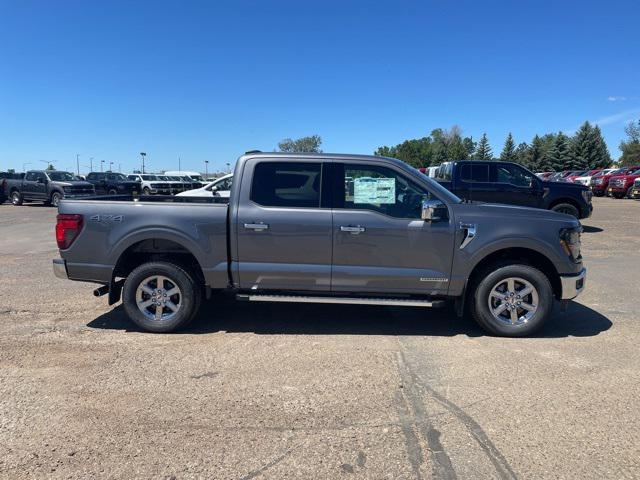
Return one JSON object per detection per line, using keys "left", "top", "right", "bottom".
{"left": 1, "top": 197, "right": 639, "bottom": 479}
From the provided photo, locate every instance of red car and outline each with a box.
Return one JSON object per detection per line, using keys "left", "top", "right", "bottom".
{"left": 564, "top": 170, "right": 589, "bottom": 183}
{"left": 607, "top": 167, "right": 640, "bottom": 198}
{"left": 591, "top": 167, "right": 639, "bottom": 196}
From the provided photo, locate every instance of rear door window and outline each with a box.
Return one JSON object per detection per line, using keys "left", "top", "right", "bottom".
{"left": 460, "top": 164, "right": 490, "bottom": 183}
{"left": 251, "top": 162, "right": 322, "bottom": 208}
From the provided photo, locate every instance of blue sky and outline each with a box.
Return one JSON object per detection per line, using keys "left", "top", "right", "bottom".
{"left": 1, "top": 0, "right": 638, "bottom": 173}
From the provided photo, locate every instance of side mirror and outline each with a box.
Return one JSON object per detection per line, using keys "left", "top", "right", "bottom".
{"left": 421, "top": 198, "right": 447, "bottom": 222}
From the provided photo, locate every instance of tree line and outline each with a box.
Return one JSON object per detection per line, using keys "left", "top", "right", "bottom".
{"left": 373, "top": 121, "right": 626, "bottom": 172}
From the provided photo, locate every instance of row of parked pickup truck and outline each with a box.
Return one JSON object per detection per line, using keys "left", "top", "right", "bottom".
{"left": 0, "top": 170, "right": 216, "bottom": 207}
{"left": 537, "top": 166, "right": 640, "bottom": 199}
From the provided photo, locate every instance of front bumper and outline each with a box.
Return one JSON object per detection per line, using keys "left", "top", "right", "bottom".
{"left": 560, "top": 268, "right": 586, "bottom": 300}
{"left": 53, "top": 258, "right": 68, "bottom": 279}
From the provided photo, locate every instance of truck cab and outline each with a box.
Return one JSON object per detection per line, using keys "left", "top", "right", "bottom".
{"left": 435, "top": 161, "right": 592, "bottom": 219}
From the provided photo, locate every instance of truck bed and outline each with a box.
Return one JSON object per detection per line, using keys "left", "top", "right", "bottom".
{"left": 57, "top": 196, "right": 230, "bottom": 288}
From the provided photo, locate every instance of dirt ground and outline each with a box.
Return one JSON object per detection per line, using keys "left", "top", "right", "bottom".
{"left": 1, "top": 197, "right": 639, "bottom": 479}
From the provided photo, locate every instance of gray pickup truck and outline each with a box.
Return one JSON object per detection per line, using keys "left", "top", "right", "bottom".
{"left": 53, "top": 152, "right": 586, "bottom": 336}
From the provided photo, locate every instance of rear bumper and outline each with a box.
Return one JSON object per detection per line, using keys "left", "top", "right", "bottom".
{"left": 560, "top": 268, "right": 586, "bottom": 300}
{"left": 53, "top": 258, "right": 68, "bottom": 279}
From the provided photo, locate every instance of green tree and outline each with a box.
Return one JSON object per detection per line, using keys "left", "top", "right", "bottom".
{"left": 571, "top": 121, "right": 596, "bottom": 169}
{"left": 547, "top": 132, "right": 572, "bottom": 171}
{"left": 619, "top": 120, "right": 640, "bottom": 166}
{"left": 514, "top": 142, "right": 531, "bottom": 168}
{"left": 528, "top": 135, "right": 547, "bottom": 171}
{"left": 278, "top": 135, "right": 322, "bottom": 153}
{"left": 592, "top": 125, "right": 612, "bottom": 168}
{"left": 500, "top": 133, "right": 517, "bottom": 162}
{"left": 45, "top": 163, "right": 55, "bottom": 170}
{"left": 474, "top": 133, "right": 493, "bottom": 160}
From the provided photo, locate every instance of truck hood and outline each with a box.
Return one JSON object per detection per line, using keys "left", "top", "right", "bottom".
{"left": 540, "top": 180, "right": 588, "bottom": 191}
{"left": 454, "top": 202, "right": 581, "bottom": 226}
{"left": 54, "top": 181, "right": 94, "bottom": 188}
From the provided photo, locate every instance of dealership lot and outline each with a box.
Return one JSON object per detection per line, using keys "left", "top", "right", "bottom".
{"left": 1, "top": 198, "right": 639, "bottom": 479}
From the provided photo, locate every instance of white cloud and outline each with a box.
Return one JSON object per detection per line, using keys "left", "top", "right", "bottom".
{"left": 592, "top": 108, "right": 640, "bottom": 127}
{"left": 607, "top": 96, "right": 628, "bottom": 102}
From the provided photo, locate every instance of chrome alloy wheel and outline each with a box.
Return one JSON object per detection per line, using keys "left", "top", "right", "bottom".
{"left": 488, "top": 277, "right": 539, "bottom": 326}
{"left": 136, "top": 275, "right": 182, "bottom": 321}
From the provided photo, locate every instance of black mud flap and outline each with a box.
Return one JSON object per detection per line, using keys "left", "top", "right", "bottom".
{"left": 108, "top": 279, "right": 125, "bottom": 305}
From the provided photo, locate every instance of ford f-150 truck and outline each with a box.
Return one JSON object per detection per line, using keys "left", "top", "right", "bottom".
{"left": 606, "top": 167, "right": 640, "bottom": 198}
{"left": 53, "top": 152, "right": 586, "bottom": 337}
{"left": 7, "top": 170, "right": 95, "bottom": 207}
{"left": 435, "top": 161, "right": 593, "bottom": 219}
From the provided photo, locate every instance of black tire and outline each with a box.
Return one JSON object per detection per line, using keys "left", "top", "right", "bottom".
{"left": 551, "top": 203, "right": 579, "bottom": 218}
{"left": 143, "top": 187, "right": 151, "bottom": 195}
{"left": 50, "top": 191, "right": 62, "bottom": 208}
{"left": 626, "top": 186, "right": 634, "bottom": 199}
{"left": 470, "top": 263, "right": 553, "bottom": 337}
{"left": 108, "top": 189, "right": 118, "bottom": 195}
{"left": 11, "top": 191, "right": 23, "bottom": 206}
{"left": 122, "top": 261, "right": 202, "bottom": 333}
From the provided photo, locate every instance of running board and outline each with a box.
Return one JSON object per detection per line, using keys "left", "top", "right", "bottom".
{"left": 237, "top": 294, "right": 445, "bottom": 308}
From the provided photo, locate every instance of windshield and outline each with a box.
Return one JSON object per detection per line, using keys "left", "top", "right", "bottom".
{"left": 108, "top": 173, "right": 128, "bottom": 181}
{"left": 632, "top": 169, "right": 640, "bottom": 175}
{"left": 189, "top": 175, "right": 203, "bottom": 181}
{"left": 158, "top": 176, "right": 171, "bottom": 180}
{"left": 141, "top": 175, "right": 158, "bottom": 180}
{"left": 48, "top": 171, "right": 77, "bottom": 181}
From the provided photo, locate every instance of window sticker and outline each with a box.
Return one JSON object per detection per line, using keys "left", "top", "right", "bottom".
{"left": 353, "top": 177, "right": 396, "bottom": 204}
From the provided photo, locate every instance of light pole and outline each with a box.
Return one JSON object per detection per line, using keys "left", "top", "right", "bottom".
{"left": 140, "top": 152, "right": 146, "bottom": 174}
{"left": 109, "top": 161, "right": 114, "bottom": 172}
{"left": 226, "top": 162, "right": 231, "bottom": 173}
{"left": 89, "top": 157, "right": 94, "bottom": 172}
{"left": 100, "top": 160, "right": 105, "bottom": 172}
{"left": 76, "top": 154, "right": 80, "bottom": 175}
{"left": 204, "top": 160, "right": 209, "bottom": 178}
{"left": 178, "top": 156, "right": 181, "bottom": 171}
{"left": 118, "top": 163, "right": 121, "bottom": 173}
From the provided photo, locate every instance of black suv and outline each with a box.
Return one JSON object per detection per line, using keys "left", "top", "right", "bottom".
{"left": 86, "top": 172, "right": 141, "bottom": 195}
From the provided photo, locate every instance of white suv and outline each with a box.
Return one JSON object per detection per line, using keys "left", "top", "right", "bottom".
{"left": 127, "top": 174, "right": 172, "bottom": 195}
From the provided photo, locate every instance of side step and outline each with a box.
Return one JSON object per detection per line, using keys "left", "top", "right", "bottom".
{"left": 237, "top": 294, "right": 445, "bottom": 308}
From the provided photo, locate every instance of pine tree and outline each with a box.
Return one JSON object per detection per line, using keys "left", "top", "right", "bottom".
{"left": 571, "top": 121, "right": 597, "bottom": 169}
{"left": 500, "top": 133, "right": 516, "bottom": 162}
{"left": 592, "top": 125, "right": 612, "bottom": 168}
{"left": 619, "top": 120, "right": 640, "bottom": 167}
{"left": 528, "top": 135, "right": 545, "bottom": 171}
{"left": 514, "top": 142, "right": 531, "bottom": 168}
{"left": 548, "top": 132, "right": 572, "bottom": 171}
{"left": 474, "top": 133, "right": 493, "bottom": 160}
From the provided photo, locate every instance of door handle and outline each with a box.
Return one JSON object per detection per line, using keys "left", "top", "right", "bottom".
{"left": 244, "top": 223, "right": 269, "bottom": 231}
{"left": 340, "top": 225, "right": 365, "bottom": 234}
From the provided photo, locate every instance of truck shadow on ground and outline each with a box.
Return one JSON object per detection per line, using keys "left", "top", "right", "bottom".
{"left": 581, "top": 225, "right": 604, "bottom": 233}
{"left": 87, "top": 294, "right": 611, "bottom": 338}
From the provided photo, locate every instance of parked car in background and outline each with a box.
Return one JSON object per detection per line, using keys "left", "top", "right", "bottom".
{"left": 607, "top": 168, "right": 640, "bottom": 198}
{"left": 156, "top": 176, "right": 187, "bottom": 194}
{"left": 164, "top": 171, "right": 204, "bottom": 190}
{"left": 547, "top": 172, "right": 569, "bottom": 182}
{"left": 176, "top": 173, "right": 233, "bottom": 198}
{"left": 564, "top": 170, "right": 589, "bottom": 183}
{"left": 434, "top": 161, "right": 592, "bottom": 219}
{"left": 53, "top": 151, "right": 586, "bottom": 337}
{"left": 592, "top": 166, "right": 639, "bottom": 196}
{"left": 127, "top": 174, "right": 172, "bottom": 195}
{"left": 536, "top": 172, "right": 555, "bottom": 180}
{"left": 418, "top": 166, "right": 439, "bottom": 178}
{"left": 86, "top": 172, "right": 141, "bottom": 196}
{"left": 631, "top": 178, "right": 640, "bottom": 199}
{"left": 6, "top": 170, "right": 95, "bottom": 207}
{"left": 573, "top": 168, "right": 611, "bottom": 186}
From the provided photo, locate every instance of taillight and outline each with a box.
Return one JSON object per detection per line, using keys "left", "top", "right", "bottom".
{"left": 56, "top": 214, "right": 83, "bottom": 250}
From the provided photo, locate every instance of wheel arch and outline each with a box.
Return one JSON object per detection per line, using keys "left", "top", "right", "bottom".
{"left": 548, "top": 197, "right": 581, "bottom": 211}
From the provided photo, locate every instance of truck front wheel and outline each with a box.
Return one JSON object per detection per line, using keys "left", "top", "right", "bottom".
{"left": 122, "top": 261, "right": 202, "bottom": 333}
{"left": 551, "top": 203, "right": 579, "bottom": 218}
{"left": 470, "top": 264, "right": 553, "bottom": 337}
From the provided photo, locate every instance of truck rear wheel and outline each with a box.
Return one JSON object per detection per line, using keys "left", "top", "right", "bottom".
{"left": 50, "top": 191, "right": 62, "bottom": 207}
{"left": 122, "top": 261, "right": 201, "bottom": 333}
{"left": 470, "top": 264, "right": 553, "bottom": 337}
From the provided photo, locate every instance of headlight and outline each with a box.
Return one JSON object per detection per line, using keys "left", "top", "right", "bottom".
{"left": 593, "top": 178, "right": 603, "bottom": 185}
{"left": 560, "top": 227, "right": 582, "bottom": 262}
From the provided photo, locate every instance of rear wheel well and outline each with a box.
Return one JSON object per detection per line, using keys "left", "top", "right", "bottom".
{"left": 114, "top": 239, "right": 205, "bottom": 285}
{"left": 467, "top": 248, "right": 561, "bottom": 301}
